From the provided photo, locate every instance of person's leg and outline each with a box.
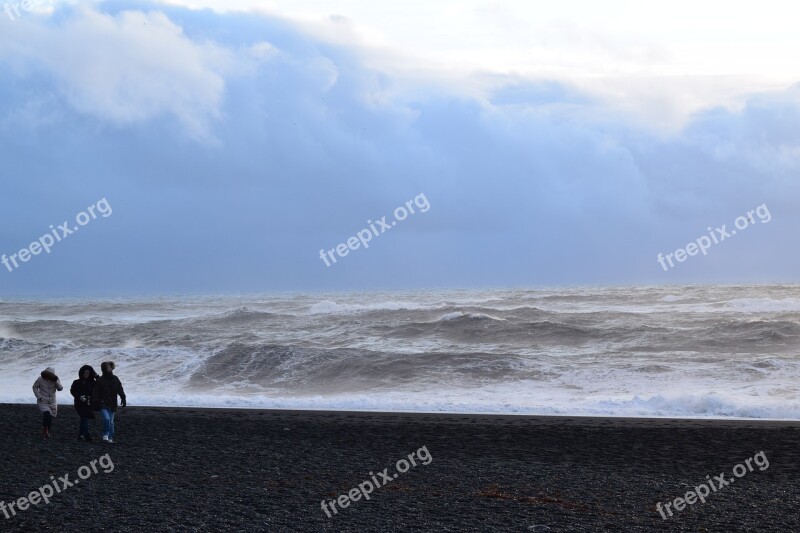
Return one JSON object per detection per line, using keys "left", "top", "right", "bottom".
{"left": 79, "top": 416, "right": 90, "bottom": 436}
{"left": 42, "top": 411, "right": 52, "bottom": 438}
{"left": 100, "top": 409, "right": 111, "bottom": 438}
{"left": 108, "top": 411, "right": 115, "bottom": 440}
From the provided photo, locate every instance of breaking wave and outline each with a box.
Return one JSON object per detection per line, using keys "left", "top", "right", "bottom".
{"left": 1, "top": 284, "right": 800, "bottom": 418}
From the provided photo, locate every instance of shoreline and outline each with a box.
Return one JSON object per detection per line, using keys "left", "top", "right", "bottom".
{"left": 4, "top": 402, "right": 799, "bottom": 426}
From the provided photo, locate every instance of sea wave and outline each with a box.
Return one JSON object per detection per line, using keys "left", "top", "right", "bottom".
{"left": 1, "top": 285, "right": 799, "bottom": 419}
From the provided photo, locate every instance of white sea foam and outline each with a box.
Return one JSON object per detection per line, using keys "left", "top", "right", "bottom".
{"left": 0, "top": 324, "right": 19, "bottom": 339}
{"left": 723, "top": 297, "right": 800, "bottom": 313}
{"left": 437, "top": 311, "right": 504, "bottom": 322}
{"left": 307, "top": 300, "right": 431, "bottom": 314}
{"left": 2, "top": 389, "right": 796, "bottom": 419}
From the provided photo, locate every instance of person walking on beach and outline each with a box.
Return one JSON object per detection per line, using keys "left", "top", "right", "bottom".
{"left": 70, "top": 365, "right": 98, "bottom": 441}
{"left": 32, "top": 367, "right": 63, "bottom": 439}
{"left": 93, "top": 361, "right": 126, "bottom": 443}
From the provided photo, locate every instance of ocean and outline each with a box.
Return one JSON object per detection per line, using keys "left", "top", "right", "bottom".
{"left": 1, "top": 284, "right": 799, "bottom": 418}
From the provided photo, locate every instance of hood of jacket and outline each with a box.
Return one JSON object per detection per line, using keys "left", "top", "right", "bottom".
{"left": 78, "top": 365, "right": 97, "bottom": 379}
{"left": 41, "top": 367, "right": 58, "bottom": 381}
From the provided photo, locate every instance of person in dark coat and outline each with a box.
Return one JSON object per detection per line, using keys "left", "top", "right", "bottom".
{"left": 70, "top": 365, "right": 97, "bottom": 441}
{"left": 92, "top": 361, "right": 127, "bottom": 443}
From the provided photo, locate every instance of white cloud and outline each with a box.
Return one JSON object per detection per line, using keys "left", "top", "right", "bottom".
{"left": 0, "top": 6, "right": 228, "bottom": 140}
{"left": 155, "top": 0, "right": 800, "bottom": 130}
{"left": 247, "top": 41, "right": 279, "bottom": 62}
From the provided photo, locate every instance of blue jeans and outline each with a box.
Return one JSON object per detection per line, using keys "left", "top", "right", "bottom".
{"left": 100, "top": 408, "right": 115, "bottom": 439}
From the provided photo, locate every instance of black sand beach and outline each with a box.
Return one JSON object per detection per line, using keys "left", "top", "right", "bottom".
{"left": 0, "top": 404, "right": 798, "bottom": 532}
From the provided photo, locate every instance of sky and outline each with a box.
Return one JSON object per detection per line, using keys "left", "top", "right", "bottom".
{"left": 0, "top": 0, "right": 798, "bottom": 295}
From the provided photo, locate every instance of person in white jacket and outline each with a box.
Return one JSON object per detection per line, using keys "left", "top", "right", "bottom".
{"left": 32, "top": 367, "right": 63, "bottom": 438}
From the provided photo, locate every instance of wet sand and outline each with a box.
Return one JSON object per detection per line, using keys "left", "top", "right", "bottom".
{"left": 0, "top": 404, "right": 798, "bottom": 532}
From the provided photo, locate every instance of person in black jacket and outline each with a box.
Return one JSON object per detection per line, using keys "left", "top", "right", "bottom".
{"left": 70, "top": 365, "right": 97, "bottom": 441}
{"left": 93, "top": 361, "right": 127, "bottom": 444}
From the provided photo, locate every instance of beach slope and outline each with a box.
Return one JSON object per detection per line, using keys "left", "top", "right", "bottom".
{"left": 0, "top": 404, "right": 797, "bottom": 532}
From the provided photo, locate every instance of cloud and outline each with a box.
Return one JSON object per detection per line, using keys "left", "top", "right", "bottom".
{"left": 0, "top": 1, "right": 797, "bottom": 295}
{"left": 151, "top": 0, "right": 800, "bottom": 130}
{"left": 0, "top": 5, "right": 228, "bottom": 140}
